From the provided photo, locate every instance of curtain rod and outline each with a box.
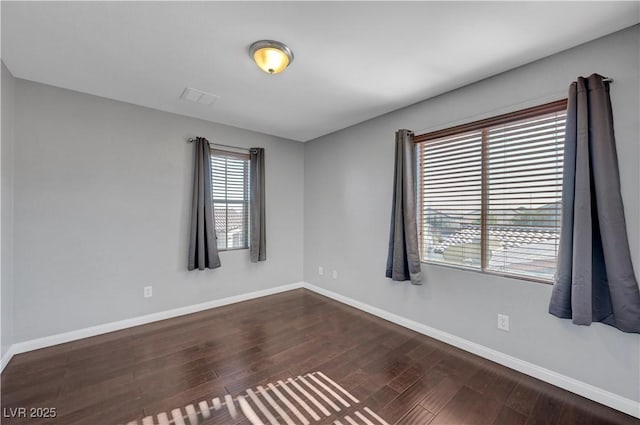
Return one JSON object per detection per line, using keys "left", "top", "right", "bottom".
{"left": 186, "top": 138, "right": 250, "bottom": 152}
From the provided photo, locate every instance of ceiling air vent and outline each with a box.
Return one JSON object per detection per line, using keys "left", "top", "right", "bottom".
{"left": 180, "top": 87, "right": 220, "bottom": 106}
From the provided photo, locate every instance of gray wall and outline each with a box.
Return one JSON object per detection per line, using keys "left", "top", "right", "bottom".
{"left": 304, "top": 26, "right": 640, "bottom": 402}
{"left": 12, "top": 80, "right": 304, "bottom": 342}
{"left": 1, "top": 62, "right": 15, "bottom": 359}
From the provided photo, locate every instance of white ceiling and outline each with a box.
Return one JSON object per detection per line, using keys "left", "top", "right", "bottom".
{"left": 2, "top": 2, "right": 639, "bottom": 142}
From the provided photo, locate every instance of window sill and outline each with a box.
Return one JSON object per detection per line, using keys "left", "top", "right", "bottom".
{"left": 218, "top": 247, "right": 249, "bottom": 252}
{"left": 420, "top": 260, "right": 553, "bottom": 285}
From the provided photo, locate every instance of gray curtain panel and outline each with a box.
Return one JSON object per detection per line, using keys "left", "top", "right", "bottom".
{"left": 250, "top": 147, "right": 266, "bottom": 262}
{"left": 549, "top": 74, "right": 640, "bottom": 333}
{"left": 386, "top": 129, "right": 422, "bottom": 284}
{"left": 187, "top": 137, "right": 221, "bottom": 271}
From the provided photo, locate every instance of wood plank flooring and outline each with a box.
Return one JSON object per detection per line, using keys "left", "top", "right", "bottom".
{"left": 1, "top": 289, "right": 638, "bottom": 425}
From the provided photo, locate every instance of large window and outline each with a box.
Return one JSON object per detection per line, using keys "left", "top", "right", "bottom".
{"left": 210, "top": 149, "right": 250, "bottom": 250}
{"left": 416, "top": 100, "right": 567, "bottom": 282}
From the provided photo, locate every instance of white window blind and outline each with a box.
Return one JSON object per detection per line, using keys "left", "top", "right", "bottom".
{"left": 485, "top": 111, "right": 565, "bottom": 280}
{"left": 210, "top": 149, "right": 250, "bottom": 250}
{"left": 419, "top": 131, "right": 483, "bottom": 269}
{"left": 417, "top": 100, "right": 567, "bottom": 282}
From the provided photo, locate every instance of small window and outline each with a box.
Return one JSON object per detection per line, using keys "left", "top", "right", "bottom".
{"left": 210, "top": 149, "right": 250, "bottom": 250}
{"left": 416, "top": 100, "right": 567, "bottom": 282}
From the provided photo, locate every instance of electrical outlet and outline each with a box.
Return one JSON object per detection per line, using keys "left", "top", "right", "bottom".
{"left": 318, "top": 266, "right": 324, "bottom": 276}
{"left": 332, "top": 270, "right": 338, "bottom": 279}
{"left": 144, "top": 286, "right": 153, "bottom": 298}
{"left": 497, "top": 314, "right": 509, "bottom": 331}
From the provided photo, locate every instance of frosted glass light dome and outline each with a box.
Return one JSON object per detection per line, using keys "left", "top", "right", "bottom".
{"left": 249, "top": 40, "right": 294, "bottom": 75}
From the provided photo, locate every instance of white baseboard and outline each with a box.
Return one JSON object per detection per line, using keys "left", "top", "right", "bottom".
{"left": 2, "top": 280, "right": 638, "bottom": 418}
{"left": 0, "top": 345, "right": 16, "bottom": 373}
{"left": 301, "top": 282, "right": 640, "bottom": 419}
{"left": 1, "top": 282, "right": 305, "bottom": 372}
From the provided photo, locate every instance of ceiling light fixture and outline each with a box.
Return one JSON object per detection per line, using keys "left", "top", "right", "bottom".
{"left": 249, "top": 40, "right": 294, "bottom": 75}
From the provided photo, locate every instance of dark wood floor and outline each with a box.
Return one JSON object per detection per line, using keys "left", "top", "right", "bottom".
{"left": 1, "top": 289, "right": 638, "bottom": 425}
